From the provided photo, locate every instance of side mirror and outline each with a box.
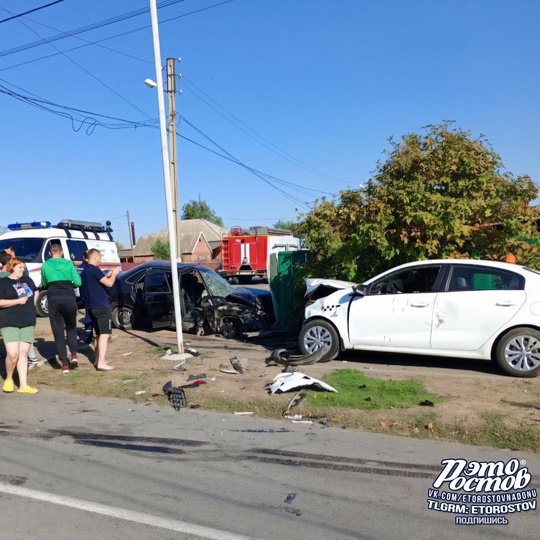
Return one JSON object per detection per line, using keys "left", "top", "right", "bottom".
{"left": 352, "top": 283, "right": 366, "bottom": 295}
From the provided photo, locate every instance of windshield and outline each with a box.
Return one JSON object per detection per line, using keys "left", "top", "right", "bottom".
{"left": 0, "top": 238, "right": 45, "bottom": 262}
{"left": 199, "top": 267, "right": 235, "bottom": 297}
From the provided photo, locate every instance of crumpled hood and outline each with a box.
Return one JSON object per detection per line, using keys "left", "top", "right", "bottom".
{"left": 305, "top": 278, "right": 355, "bottom": 302}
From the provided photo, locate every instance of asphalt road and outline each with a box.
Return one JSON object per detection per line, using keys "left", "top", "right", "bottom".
{"left": 1, "top": 390, "right": 538, "bottom": 540}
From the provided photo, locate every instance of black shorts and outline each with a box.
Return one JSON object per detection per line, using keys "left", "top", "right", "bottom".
{"left": 89, "top": 308, "right": 112, "bottom": 335}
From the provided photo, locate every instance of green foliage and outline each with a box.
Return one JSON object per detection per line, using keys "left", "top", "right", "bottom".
{"left": 115, "top": 241, "right": 126, "bottom": 251}
{"left": 298, "top": 123, "right": 540, "bottom": 280}
{"left": 151, "top": 239, "right": 170, "bottom": 260}
{"left": 306, "top": 369, "right": 437, "bottom": 410}
{"left": 272, "top": 219, "right": 301, "bottom": 235}
{"left": 181, "top": 199, "right": 224, "bottom": 227}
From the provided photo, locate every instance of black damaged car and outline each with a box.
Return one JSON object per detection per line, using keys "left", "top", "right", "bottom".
{"left": 109, "top": 261, "right": 275, "bottom": 338}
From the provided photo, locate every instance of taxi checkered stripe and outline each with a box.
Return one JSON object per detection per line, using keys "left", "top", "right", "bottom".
{"left": 322, "top": 305, "right": 339, "bottom": 312}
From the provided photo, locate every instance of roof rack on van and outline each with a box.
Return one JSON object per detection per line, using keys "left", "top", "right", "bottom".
{"left": 56, "top": 219, "right": 114, "bottom": 241}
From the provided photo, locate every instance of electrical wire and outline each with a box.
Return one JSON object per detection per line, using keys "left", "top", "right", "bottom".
{"left": 0, "top": 0, "right": 65, "bottom": 25}
{"left": 179, "top": 116, "right": 313, "bottom": 210}
{"left": 0, "top": 0, "right": 235, "bottom": 73}
{"left": 0, "top": 0, "right": 188, "bottom": 58}
{"left": 0, "top": 3, "right": 152, "bottom": 119}
{"left": 181, "top": 75, "right": 350, "bottom": 185}
{"left": 0, "top": 78, "right": 320, "bottom": 209}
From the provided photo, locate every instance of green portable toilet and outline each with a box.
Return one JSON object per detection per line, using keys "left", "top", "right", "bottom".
{"left": 269, "top": 250, "right": 309, "bottom": 332}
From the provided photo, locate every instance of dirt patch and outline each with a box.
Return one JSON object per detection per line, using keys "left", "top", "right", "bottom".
{"left": 12, "top": 317, "right": 540, "bottom": 451}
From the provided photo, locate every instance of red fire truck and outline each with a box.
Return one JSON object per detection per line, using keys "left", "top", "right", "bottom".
{"left": 220, "top": 226, "right": 302, "bottom": 283}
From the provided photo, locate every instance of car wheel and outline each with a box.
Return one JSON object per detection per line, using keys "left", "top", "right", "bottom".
{"left": 220, "top": 317, "right": 242, "bottom": 339}
{"left": 299, "top": 319, "right": 340, "bottom": 362}
{"left": 36, "top": 290, "right": 49, "bottom": 318}
{"left": 495, "top": 328, "right": 540, "bottom": 378}
{"left": 112, "top": 306, "right": 134, "bottom": 330}
{"left": 237, "top": 275, "right": 252, "bottom": 285}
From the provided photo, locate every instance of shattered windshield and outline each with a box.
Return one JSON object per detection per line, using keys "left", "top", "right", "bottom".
{"left": 0, "top": 238, "right": 44, "bottom": 262}
{"left": 199, "top": 267, "right": 235, "bottom": 297}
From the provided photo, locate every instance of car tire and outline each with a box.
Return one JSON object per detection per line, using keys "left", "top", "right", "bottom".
{"left": 237, "top": 275, "right": 252, "bottom": 285}
{"left": 36, "top": 290, "right": 49, "bottom": 318}
{"left": 494, "top": 327, "right": 540, "bottom": 378}
{"left": 298, "top": 319, "right": 340, "bottom": 362}
{"left": 111, "top": 305, "right": 134, "bottom": 330}
{"left": 220, "top": 317, "right": 242, "bottom": 339}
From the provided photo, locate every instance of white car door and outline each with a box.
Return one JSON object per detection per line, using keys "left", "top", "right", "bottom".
{"left": 349, "top": 265, "right": 442, "bottom": 348}
{"left": 431, "top": 265, "right": 526, "bottom": 351}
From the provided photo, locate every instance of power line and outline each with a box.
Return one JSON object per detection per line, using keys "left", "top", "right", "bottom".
{"left": 179, "top": 116, "right": 313, "bottom": 210}
{"left": 0, "top": 0, "right": 65, "bottom": 25}
{"left": 181, "top": 75, "right": 350, "bottom": 185}
{"left": 0, "top": 0, "right": 188, "bottom": 58}
{"left": 0, "top": 0, "right": 235, "bottom": 73}
{"left": 0, "top": 78, "right": 320, "bottom": 209}
{"left": 0, "top": 4, "right": 152, "bottom": 119}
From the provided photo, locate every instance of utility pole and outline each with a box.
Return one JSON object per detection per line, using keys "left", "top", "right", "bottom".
{"left": 167, "top": 57, "right": 182, "bottom": 261}
{"left": 126, "top": 209, "right": 133, "bottom": 261}
{"left": 149, "top": 0, "right": 185, "bottom": 356}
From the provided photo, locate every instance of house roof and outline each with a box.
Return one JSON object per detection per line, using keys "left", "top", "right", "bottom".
{"left": 133, "top": 219, "right": 222, "bottom": 257}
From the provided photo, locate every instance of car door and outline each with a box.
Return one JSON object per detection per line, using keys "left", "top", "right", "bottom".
{"left": 348, "top": 264, "right": 442, "bottom": 348}
{"left": 431, "top": 264, "right": 526, "bottom": 351}
{"left": 141, "top": 269, "right": 174, "bottom": 328}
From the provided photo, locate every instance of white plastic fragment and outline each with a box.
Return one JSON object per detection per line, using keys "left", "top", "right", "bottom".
{"left": 233, "top": 411, "right": 254, "bottom": 415}
{"left": 122, "top": 351, "right": 133, "bottom": 356}
{"left": 269, "top": 372, "right": 338, "bottom": 394}
{"left": 135, "top": 390, "right": 147, "bottom": 396}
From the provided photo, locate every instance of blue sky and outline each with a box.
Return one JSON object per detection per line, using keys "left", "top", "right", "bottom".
{"left": 1, "top": 0, "right": 539, "bottom": 246}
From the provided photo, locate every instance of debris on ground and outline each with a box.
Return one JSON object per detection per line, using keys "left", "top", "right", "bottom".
{"left": 134, "top": 390, "right": 147, "bottom": 396}
{"left": 283, "top": 390, "right": 305, "bottom": 416}
{"left": 269, "top": 372, "right": 338, "bottom": 395}
{"left": 233, "top": 411, "right": 254, "bottom": 415}
{"left": 268, "top": 347, "right": 325, "bottom": 367}
{"left": 122, "top": 379, "right": 136, "bottom": 384}
{"left": 122, "top": 351, "right": 133, "bottom": 356}
{"left": 283, "top": 365, "right": 297, "bottom": 374}
{"left": 181, "top": 380, "right": 207, "bottom": 389}
{"left": 219, "top": 363, "right": 238, "bottom": 374}
{"left": 171, "top": 363, "right": 187, "bottom": 372}
{"left": 230, "top": 356, "right": 246, "bottom": 374}
{"left": 187, "top": 373, "right": 207, "bottom": 381}
{"left": 162, "top": 380, "right": 187, "bottom": 411}
{"left": 185, "top": 347, "right": 199, "bottom": 356}
{"left": 419, "top": 400, "right": 434, "bottom": 407}
{"left": 284, "top": 493, "right": 297, "bottom": 504}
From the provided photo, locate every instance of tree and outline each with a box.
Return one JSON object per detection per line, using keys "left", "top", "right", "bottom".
{"left": 272, "top": 219, "right": 301, "bottom": 235}
{"left": 151, "top": 239, "right": 170, "bottom": 260}
{"left": 115, "top": 241, "right": 125, "bottom": 252}
{"left": 181, "top": 199, "right": 223, "bottom": 227}
{"left": 298, "top": 123, "right": 540, "bottom": 281}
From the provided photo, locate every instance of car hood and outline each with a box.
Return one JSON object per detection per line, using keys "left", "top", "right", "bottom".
{"left": 226, "top": 287, "right": 271, "bottom": 308}
{"left": 305, "top": 278, "right": 356, "bottom": 302}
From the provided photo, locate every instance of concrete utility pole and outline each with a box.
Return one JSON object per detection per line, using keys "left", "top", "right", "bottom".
{"left": 167, "top": 57, "right": 182, "bottom": 261}
{"left": 149, "top": 0, "right": 186, "bottom": 357}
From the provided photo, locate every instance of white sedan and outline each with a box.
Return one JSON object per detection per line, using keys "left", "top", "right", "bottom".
{"left": 298, "top": 259, "right": 540, "bottom": 377}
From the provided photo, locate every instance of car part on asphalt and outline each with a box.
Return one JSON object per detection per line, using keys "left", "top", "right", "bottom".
{"left": 269, "top": 372, "right": 338, "bottom": 394}
{"left": 270, "top": 346, "right": 326, "bottom": 366}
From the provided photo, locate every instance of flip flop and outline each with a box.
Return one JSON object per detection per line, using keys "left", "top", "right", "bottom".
{"left": 95, "top": 365, "right": 115, "bottom": 371}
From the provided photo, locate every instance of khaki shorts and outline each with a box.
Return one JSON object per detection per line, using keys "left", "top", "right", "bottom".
{"left": 1, "top": 326, "right": 35, "bottom": 344}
